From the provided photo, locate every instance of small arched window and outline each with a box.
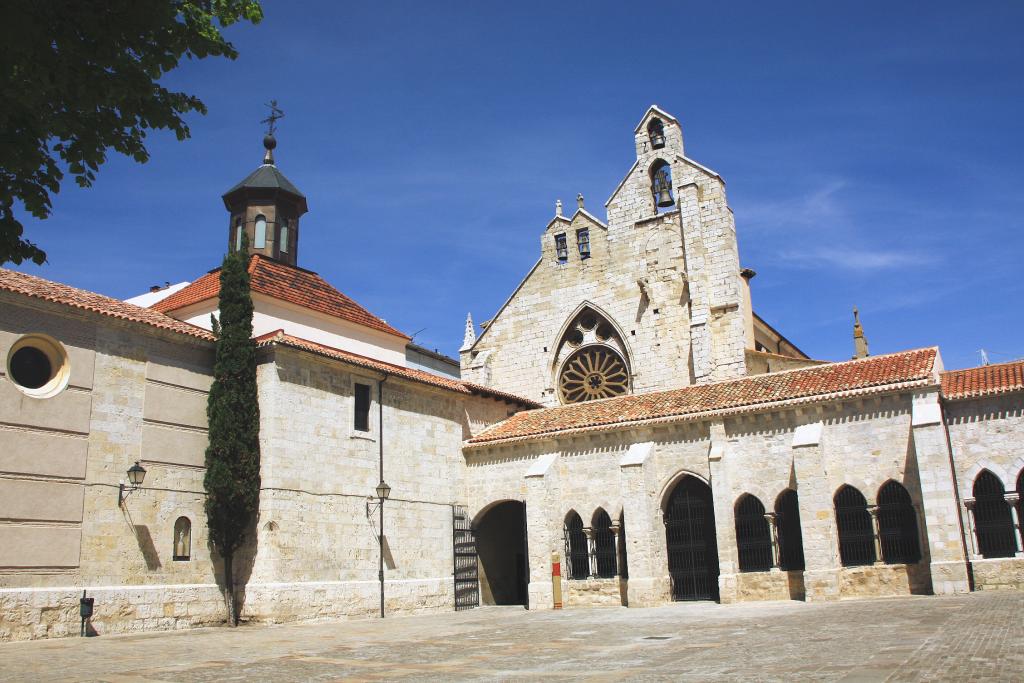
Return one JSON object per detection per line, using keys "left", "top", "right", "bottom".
{"left": 592, "top": 509, "right": 616, "bottom": 578}
{"left": 735, "top": 495, "right": 772, "bottom": 572}
{"left": 650, "top": 160, "right": 674, "bottom": 209}
{"left": 173, "top": 516, "right": 191, "bottom": 561}
{"left": 279, "top": 218, "right": 289, "bottom": 254}
{"left": 973, "top": 471, "right": 1016, "bottom": 558}
{"left": 234, "top": 217, "right": 243, "bottom": 252}
{"left": 254, "top": 214, "right": 267, "bottom": 249}
{"left": 647, "top": 118, "right": 666, "bottom": 149}
{"left": 877, "top": 481, "right": 921, "bottom": 564}
{"left": 775, "top": 489, "right": 805, "bottom": 571}
{"left": 834, "top": 486, "right": 876, "bottom": 566}
{"left": 564, "top": 512, "right": 589, "bottom": 580}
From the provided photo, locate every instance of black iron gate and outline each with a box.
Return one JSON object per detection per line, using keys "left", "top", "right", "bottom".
{"left": 453, "top": 505, "right": 479, "bottom": 610}
{"left": 665, "top": 477, "right": 719, "bottom": 601}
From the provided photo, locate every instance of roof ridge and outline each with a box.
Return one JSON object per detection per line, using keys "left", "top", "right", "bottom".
{"left": 942, "top": 358, "right": 1024, "bottom": 374}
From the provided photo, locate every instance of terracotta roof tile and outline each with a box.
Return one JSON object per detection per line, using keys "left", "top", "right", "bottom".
{"left": 941, "top": 360, "right": 1024, "bottom": 401}
{"left": 467, "top": 348, "right": 939, "bottom": 447}
{"left": 0, "top": 268, "right": 213, "bottom": 341}
{"left": 153, "top": 255, "right": 409, "bottom": 339}
{"left": 256, "top": 332, "right": 540, "bottom": 407}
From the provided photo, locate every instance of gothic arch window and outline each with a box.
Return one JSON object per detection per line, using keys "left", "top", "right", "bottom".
{"left": 735, "top": 495, "right": 772, "bottom": 572}
{"left": 554, "top": 307, "right": 631, "bottom": 404}
{"left": 834, "top": 485, "right": 876, "bottom": 566}
{"left": 254, "top": 214, "right": 267, "bottom": 249}
{"left": 650, "top": 160, "right": 674, "bottom": 209}
{"left": 592, "top": 509, "right": 616, "bottom": 578}
{"left": 173, "top": 516, "right": 191, "bottom": 561}
{"left": 973, "top": 471, "right": 1016, "bottom": 558}
{"left": 618, "top": 512, "right": 629, "bottom": 579}
{"left": 563, "top": 511, "right": 589, "bottom": 580}
{"left": 775, "top": 489, "right": 805, "bottom": 571}
{"left": 647, "top": 118, "right": 666, "bottom": 149}
{"left": 876, "top": 481, "right": 921, "bottom": 564}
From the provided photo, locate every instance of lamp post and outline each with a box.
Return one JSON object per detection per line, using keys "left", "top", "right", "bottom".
{"left": 367, "top": 480, "right": 391, "bottom": 618}
{"left": 117, "top": 461, "right": 146, "bottom": 507}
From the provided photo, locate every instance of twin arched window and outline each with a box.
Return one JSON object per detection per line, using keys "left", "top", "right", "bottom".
{"left": 592, "top": 510, "right": 616, "bottom": 578}
{"left": 835, "top": 482, "right": 921, "bottom": 567}
{"left": 562, "top": 508, "right": 625, "bottom": 580}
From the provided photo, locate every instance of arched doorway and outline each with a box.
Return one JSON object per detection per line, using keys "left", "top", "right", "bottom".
{"left": 475, "top": 501, "right": 528, "bottom": 606}
{"left": 664, "top": 476, "right": 719, "bottom": 601}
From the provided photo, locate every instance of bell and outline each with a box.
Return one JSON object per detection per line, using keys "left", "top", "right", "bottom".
{"left": 652, "top": 172, "right": 674, "bottom": 208}
{"left": 650, "top": 133, "right": 666, "bottom": 149}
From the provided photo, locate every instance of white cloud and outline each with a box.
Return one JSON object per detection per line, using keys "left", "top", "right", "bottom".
{"left": 776, "top": 245, "right": 937, "bottom": 271}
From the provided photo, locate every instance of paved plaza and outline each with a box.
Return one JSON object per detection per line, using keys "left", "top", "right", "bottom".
{"left": 2, "top": 591, "right": 1022, "bottom": 681}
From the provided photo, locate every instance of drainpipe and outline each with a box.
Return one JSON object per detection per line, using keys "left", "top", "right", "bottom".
{"left": 378, "top": 374, "right": 388, "bottom": 618}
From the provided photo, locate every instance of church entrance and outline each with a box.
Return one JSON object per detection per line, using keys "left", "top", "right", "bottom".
{"left": 475, "top": 500, "right": 529, "bottom": 607}
{"left": 664, "top": 476, "right": 720, "bottom": 601}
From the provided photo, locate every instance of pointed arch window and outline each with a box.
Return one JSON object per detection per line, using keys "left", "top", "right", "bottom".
{"left": 834, "top": 486, "right": 876, "bottom": 566}
{"left": 554, "top": 307, "right": 631, "bottom": 404}
{"left": 564, "top": 512, "right": 589, "bottom": 580}
{"left": 877, "top": 481, "right": 921, "bottom": 564}
{"left": 735, "top": 495, "right": 773, "bottom": 572}
{"left": 173, "top": 516, "right": 191, "bottom": 561}
{"left": 254, "top": 214, "right": 267, "bottom": 249}
{"left": 974, "top": 471, "right": 1016, "bottom": 558}
{"left": 593, "top": 509, "right": 616, "bottom": 578}
{"left": 651, "top": 160, "right": 674, "bottom": 209}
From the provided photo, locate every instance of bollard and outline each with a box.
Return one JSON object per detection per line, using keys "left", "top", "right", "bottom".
{"left": 79, "top": 590, "right": 94, "bottom": 637}
{"left": 551, "top": 551, "right": 562, "bottom": 609}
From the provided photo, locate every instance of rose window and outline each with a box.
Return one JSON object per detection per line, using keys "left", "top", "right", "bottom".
{"left": 554, "top": 307, "right": 631, "bottom": 404}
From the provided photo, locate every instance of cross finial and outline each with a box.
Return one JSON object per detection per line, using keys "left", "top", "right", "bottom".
{"left": 577, "top": 193, "right": 584, "bottom": 209}
{"left": 261, "top": 100, "right": 285, "bottom": 136}
{"left": 555, "top": 199, "right": 563, "bottom": 217}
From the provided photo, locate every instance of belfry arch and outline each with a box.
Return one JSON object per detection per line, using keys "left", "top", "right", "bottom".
{"left": 551, "top": 303, "right": 632, "bottom": 404}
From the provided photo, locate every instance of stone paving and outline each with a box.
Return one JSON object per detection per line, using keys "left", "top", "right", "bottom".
{"left": 2, "top": 591, "right": 1022, "bottom": 682}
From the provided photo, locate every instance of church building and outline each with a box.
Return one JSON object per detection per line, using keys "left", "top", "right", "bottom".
{"left": 1, "top": 106, "right": 1022, "bottom": 640}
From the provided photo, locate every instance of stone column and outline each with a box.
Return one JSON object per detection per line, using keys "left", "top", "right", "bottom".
{"left": 791, "top": 418, "right": 841, "bottom": 601}
{"left": 708, "top": 421, "right": 739, "bottom": 603}
{"left": 583, "top": 527, "right": 596, "bottom": 578}
{"left": 524, "top": 451, "right": 559, "bottom": 610}
{"left": 867, "top": 505, "right": 885, "bottom": 565}
{"left": 962, "top": 498, "right": 981, "bottom": 560}
{"left": 1004, "top": 493, "right": 1024, "bottom": 557}
{"left": 610, "top": 521, "right": 622, "bottom": 577}
{"left": 764, "top": 512, "right": 780, "bottom": 569}
{"left": 619, "top": 441, "right": 666, "bottom": 606}
{"left": 910, "top": 389, "right": 970, "bottom": 594}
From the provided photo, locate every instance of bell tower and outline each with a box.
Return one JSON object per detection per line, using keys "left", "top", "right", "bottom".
{"left": 221, "top": 102, "right": 308, "bottom": 267}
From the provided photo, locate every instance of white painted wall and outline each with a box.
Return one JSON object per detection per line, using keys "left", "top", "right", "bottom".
{"left": 172, "top": 293, "right": 408, "bottom": 366}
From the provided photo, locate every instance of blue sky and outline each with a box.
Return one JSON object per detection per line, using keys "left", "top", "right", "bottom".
{"left": 15, "top": 1, "right": 1024, "bottom": 369}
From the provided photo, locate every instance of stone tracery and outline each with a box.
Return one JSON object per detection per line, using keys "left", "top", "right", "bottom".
{"left": 553, "top": 307, "right": 631, "bottom": 404}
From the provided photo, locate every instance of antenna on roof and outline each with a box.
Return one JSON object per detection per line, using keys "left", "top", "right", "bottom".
{"left": 980, "top": 349, "right": 990, "bottom": 366}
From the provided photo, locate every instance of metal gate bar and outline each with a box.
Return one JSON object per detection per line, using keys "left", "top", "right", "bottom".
{"left": 452, "top": 505, "right": 479, "bottom": 610}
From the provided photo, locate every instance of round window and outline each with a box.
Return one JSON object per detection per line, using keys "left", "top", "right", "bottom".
{"left": 6, "top": 335, "right": 70, "bottom": 398}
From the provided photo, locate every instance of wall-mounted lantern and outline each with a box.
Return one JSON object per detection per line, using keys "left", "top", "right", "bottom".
{"left": 117, "top": 461, "right": 146, "bottom": 507}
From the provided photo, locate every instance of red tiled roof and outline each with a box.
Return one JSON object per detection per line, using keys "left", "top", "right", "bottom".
{"left": 941, "top": 360, "right": 1024, "bottom": 401}
{"left": 153, "top": 255, "right": 409, "bottom": 340}
{"left": 0, "top": 268, "right": 214, "bottom": 341}
{"left": 256, "top": 331, "right": 540, "bottom": 407}
{"left": 467, "top": 348, "right": 939, "bottom": 447}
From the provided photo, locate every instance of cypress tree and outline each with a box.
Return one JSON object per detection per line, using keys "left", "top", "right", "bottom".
{"left": 204, "top": 234, "right": 260, "bottom": 626}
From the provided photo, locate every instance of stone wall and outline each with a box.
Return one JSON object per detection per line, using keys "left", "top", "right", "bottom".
{"left": 563, "top": 577, "right": 625, "bottom": 607}
{"left": 460, "top": 108, "right": 752, "bottom": 405}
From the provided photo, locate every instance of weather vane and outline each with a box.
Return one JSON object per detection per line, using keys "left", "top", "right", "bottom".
{"left": 261, "top": 100, "right": 285, "bottom": 136}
